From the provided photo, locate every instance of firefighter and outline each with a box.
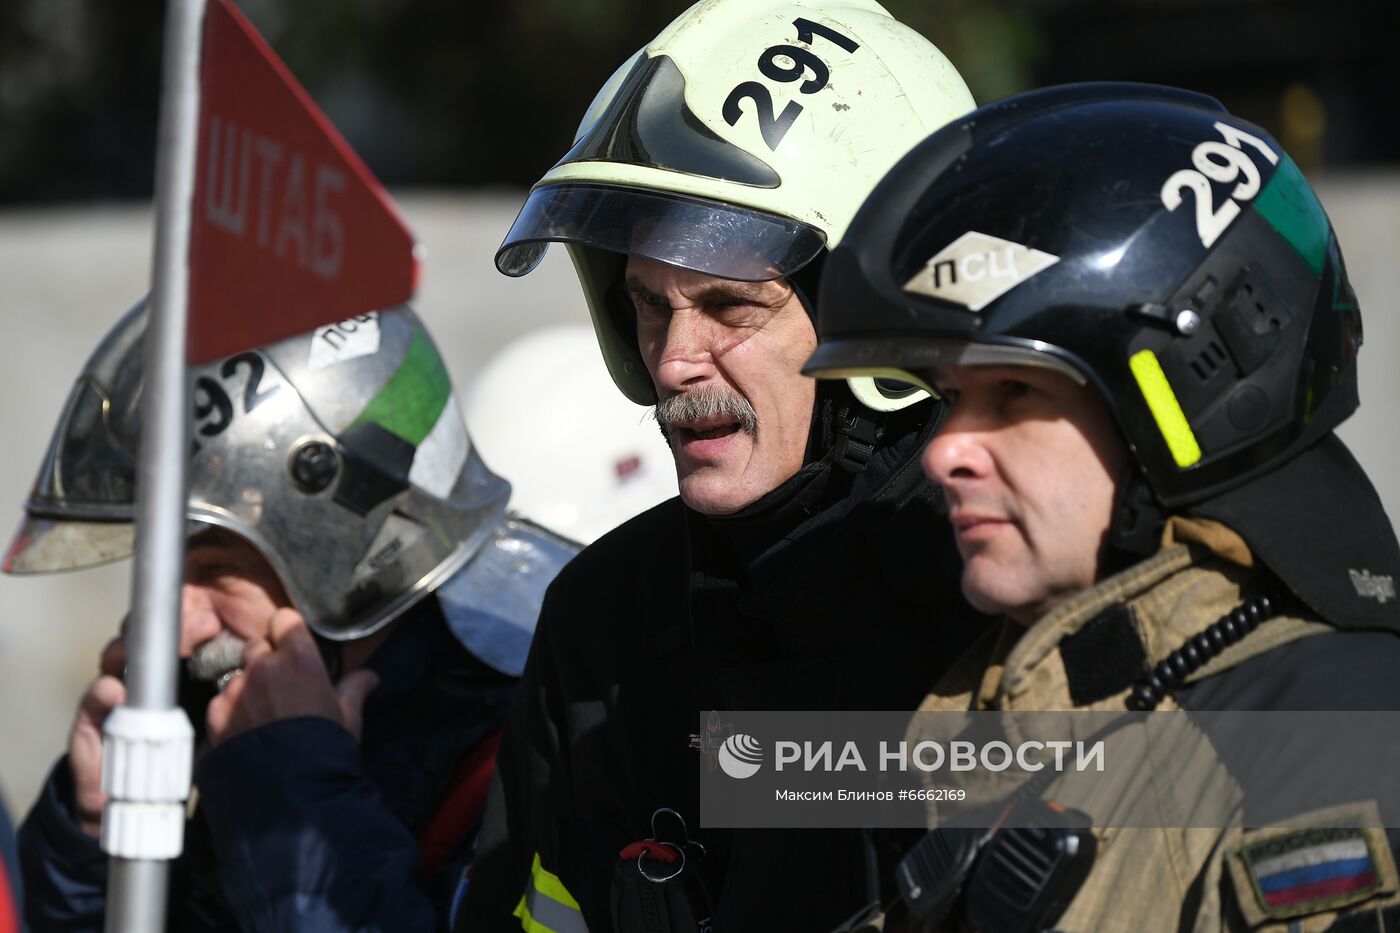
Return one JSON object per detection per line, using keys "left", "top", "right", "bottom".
{"left": 10, "top": 304, "right": 579, "bottom": 931}
{"left": 459, "top": 0, "right": 988, "bottom": 929}
{"left": 804, "top": 82, "right": 1400, "bottom": 931}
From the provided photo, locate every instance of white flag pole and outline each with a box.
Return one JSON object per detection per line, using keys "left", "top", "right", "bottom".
{"left": 102, "top": 0, "right": 205, "bottom": 929}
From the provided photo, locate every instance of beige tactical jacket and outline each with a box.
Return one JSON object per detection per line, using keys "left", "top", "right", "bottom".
{"left": 910, "top": 519, "right": 1400, "bottom": 932}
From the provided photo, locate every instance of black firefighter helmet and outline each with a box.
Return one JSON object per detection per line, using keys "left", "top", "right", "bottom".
{"left": 805, "top": 82, "right": 1400, "bottom": 631}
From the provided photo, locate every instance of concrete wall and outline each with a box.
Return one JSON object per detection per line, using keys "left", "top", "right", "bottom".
{"left": 1, "top": 180, "right": 1397, "bottom": 816}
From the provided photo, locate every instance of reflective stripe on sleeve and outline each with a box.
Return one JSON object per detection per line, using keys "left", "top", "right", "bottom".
{"left": 513, "top": 853, "right": 588, "bottom": 933}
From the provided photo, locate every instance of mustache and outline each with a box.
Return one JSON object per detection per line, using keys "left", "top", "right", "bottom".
{"left": 186, "top": 630, "right": 246, "bottom": 683}
{"left": 653, "top": 386, "right": 758, "bottom": 438}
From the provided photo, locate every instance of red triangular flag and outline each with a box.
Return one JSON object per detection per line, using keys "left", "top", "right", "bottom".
{"left": 187, "top": 0, "right": 418, "bottom": 364}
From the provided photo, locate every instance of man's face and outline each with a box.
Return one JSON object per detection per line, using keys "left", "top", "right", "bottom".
{"left": 627, "top": 256, "right": 817, "bottom": 515}
{"left": 921, "top": 364, "right": 1127, "bottom": 625}
{"left": 181, "top": 528, "right": 290, "bottom": 681}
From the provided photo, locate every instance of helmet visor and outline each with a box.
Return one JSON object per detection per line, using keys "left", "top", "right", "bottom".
{"left": 4, "top": 373, "right": 144, "bottom": 573}
{"left": 4, "top": 514, "right": 135, "bottom": 574}
{"left": 26, "top": 378, "right": 140, "bottom": 518}
{"left": 496, "top": 183, "right": 826, "bottom": 282}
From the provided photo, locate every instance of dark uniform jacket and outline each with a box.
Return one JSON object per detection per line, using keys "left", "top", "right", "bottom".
{"left": 18, "top": 598, "right": 515, "bottom": 932}
{"left": 460, "top": 404, "right": 985, "bottom": 932}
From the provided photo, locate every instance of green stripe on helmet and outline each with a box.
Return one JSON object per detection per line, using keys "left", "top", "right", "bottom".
{"left": 1253, "top": 155, "right": 1329, "bottom": 277}
{"left": 349, "top": 330, "right": 451, "bottom": 446}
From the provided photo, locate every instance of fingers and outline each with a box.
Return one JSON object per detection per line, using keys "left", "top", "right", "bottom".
{"left": 80, "top": 675, "right": 127, "bottom": 725}
{"left": 205, "top": 690, "right": 230, "bottom": 742}
{"left": 69, "top": 674, "right": 128, "bottom": 837}
{"left": 241, "top": 609, "right": 310, "bottom": 668}
{"left": 205, "top": 610, "right": 332, "bottom": 748}
{"left": 264, "top": 609, "right": 322, "bottom": 672}
{"left": 335, "top": 669, "right": 379, "bottom": 743}
{"left": 205, "top": 670, "right": 247, "bottom": 744}
{"left": 336, "top": 669, "right": 379, "bottom": 708}
{"left": 242, "top": 634, "right": 273, "bottom": 667}
{"left": 99, "top": 637, "right": 127, "bottom": 678}
{"left": 267, "top": 608, "right": 312, "bottom": 650}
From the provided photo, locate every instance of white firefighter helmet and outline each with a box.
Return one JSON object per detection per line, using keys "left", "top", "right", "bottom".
{"left": 495, "top": 0, "right": 975, "bottom": 412}
{"left": 4, "top": 302, "right": 514, "bottom": 643}
{"left": 462, "top": 324, "right": 677, "bottom": 544}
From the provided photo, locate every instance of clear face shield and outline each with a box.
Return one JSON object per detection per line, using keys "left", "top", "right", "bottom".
{"left": 497, "top": 183, "right": 826, "bottom": 283}
{"left": 495, "top": 53, "right": 826, "bottom": 283}
{"left": 6, "top": 304, "right": 511, "bottom": 642}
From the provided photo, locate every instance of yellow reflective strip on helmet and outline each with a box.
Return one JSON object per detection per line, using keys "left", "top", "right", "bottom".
{"left": 512, "top": 853, "right": 589, "bottom": 933}
{"left": 1129, "top": 350, "right": 1202, "bottom": 468}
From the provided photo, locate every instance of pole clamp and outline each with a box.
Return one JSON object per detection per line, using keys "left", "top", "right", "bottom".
{"left": 99, "top": 705, "right": 195, "bottom": 859}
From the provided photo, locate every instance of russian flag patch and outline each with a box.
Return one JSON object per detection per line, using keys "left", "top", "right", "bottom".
{"left": 1248, "top": 827, "right": 1377, "bottom": 908}
{"left": 1233, "top": 821, "right": 1398, "bottom": 923}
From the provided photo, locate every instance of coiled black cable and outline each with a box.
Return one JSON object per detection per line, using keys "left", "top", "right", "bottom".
{"left": 1125, "top": 592, "right": 1280, "bottom": 711}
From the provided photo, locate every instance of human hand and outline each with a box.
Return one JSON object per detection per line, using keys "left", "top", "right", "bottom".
{"left": 205, "top": 609, "right": 378, "bottom": 747}
{"left": 66, "top": 637, "right": 128, "bottom": 837}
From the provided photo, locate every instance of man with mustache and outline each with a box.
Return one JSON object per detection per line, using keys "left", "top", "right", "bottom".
{"left": 8, "top": 304, "right": 582, "bottom": 931}
{"left": 804, "top": 83, "right": 1400, "bottom": 931}
{"left": 457, "top": 1, "right": 987, "bottom": 929}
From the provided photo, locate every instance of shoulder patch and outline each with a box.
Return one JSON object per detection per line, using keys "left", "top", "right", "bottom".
{"left": 1227, "top": 803, "right": 1398, "bottom": 925}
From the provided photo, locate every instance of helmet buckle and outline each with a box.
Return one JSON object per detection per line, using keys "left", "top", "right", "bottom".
{"left": 833, "top": 410, "right": 882, "bottom": 473}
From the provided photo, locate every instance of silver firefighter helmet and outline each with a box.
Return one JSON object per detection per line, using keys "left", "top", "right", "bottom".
{"left": 4, "top": 301, "right": 511, "bottom": 642}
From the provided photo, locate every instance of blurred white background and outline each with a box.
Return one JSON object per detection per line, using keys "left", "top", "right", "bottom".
{"left": 1, "top": 180, "right": 1397, "bottom": 819}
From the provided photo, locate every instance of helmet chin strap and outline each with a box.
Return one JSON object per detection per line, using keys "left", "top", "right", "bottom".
{"left": 799, "top": 378, "right": 883, "bottom": 474}
{"left": 1104, "top": 466, "right": 1167, "bottom": 574}
{"left": 830, "top": 400, "right": 883, "bottom": 473}
{"left": 791, "top": 253, "right": 882, "bottom": 475}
